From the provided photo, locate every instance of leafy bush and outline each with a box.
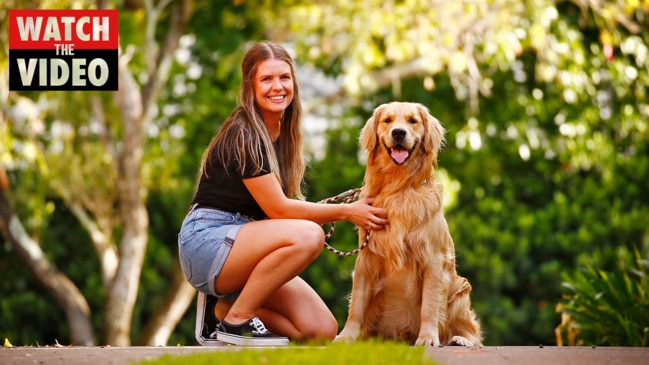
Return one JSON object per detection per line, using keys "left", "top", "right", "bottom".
{"left": 556, "top": 249, "right": 649, "bottom": 346}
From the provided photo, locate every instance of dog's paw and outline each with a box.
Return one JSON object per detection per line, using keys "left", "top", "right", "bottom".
{"left": 333, "top": 334, "right": 358, "bottom": 344}
{"left": 335, "top": 324, "right": 361, "bottom": 343}
{"left": 448, "top": 336, "right": 475, "bottom": 347}
{"left": 415, "top": 335, "right": 441, "bottom": 347}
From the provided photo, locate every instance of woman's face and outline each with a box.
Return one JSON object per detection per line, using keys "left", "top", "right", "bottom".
{"left": 253, "top": 58, "right": 294, "bottom": 124}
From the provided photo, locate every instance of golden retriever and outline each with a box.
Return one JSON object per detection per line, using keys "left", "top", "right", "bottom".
{"left": 335, "top": 102, "right": 482, "bottom": 347}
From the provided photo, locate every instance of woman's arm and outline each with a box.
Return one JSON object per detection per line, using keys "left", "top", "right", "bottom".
{"left": 243, "top": 174, "right": 387, "bottom": 229}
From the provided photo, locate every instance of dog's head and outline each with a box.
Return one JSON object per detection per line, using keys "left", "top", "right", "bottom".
{"left": 360, "top": 102, "right": 445, "bottom": 167}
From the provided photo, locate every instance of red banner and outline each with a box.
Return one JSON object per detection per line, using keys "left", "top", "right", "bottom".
{"left": 9, "top": 9, "right": 119, "bottom": 91}
{"left": 9, "top": 10, "right": 118, "bottom": 50}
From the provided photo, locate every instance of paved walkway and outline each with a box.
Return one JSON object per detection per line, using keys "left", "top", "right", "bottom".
{"left": 426, "top": 346, "right": 648, "bottom": 365}
{"left": 1, "top": 345, "right": 647, "bottom": 365}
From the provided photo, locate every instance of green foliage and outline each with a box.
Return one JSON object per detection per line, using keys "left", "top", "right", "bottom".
{"left": 0, "top": 288, "right": 69, "bottom": 346}
{"left": 139, "top": 341, "right": 437, "bottom": 365}
{"left": 301, "top": 107, "right": 371, "bottom": 326}
{"left": 0, "top": 199, "right": 100, "bottom": 346}
{"left": 557, "top": 250, "right": 649, "bottom": 347}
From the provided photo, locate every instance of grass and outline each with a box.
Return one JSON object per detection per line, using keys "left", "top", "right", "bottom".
{"left": 138, "top": 340, "right": 439, "bottom": 365}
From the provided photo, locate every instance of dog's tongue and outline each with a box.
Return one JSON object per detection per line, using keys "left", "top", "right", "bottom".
{"left": 391, "top": 149, "right": 409, "bottom": 164}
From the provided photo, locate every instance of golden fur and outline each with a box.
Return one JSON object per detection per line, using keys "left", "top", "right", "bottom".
{"left": 335, "top": 102, "right": 483, "bottom": 347}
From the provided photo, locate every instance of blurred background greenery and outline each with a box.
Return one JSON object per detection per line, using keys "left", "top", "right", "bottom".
{"left": 1, "top": 0, "right": 647, "bottom": 347}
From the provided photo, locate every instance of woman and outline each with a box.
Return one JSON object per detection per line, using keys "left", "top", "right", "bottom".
{"left": 178, "top": 41, "right": 387, "bottom": 346}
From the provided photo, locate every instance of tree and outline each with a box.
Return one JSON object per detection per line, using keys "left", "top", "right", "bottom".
{"left": 0, "top": 0, "right": 194, "bottom": 345}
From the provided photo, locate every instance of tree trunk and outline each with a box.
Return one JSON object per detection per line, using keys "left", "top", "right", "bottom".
{"left": 0, "top": 181, "right": 95, "bottom": 346}
{"left": 103, "top": 49, "right": 148, "bottom": 346}
{"left": 103, "top": 0, "right": 194, "bottom": 346}
{"left": 135, "top": 0, "right": 196, "bottom": 345}
{"left": 103, "top": 1, "right": 193, "bottom": 345}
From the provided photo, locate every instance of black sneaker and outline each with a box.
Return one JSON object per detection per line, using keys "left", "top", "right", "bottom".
{"left": 217, "top": 317, "right": 289, "bottom": 346}
{"left": 195, "top": 292, "right": 221, "bottom": 346}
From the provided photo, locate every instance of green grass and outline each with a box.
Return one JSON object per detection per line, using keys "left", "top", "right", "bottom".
{"left": 138, "top": 340, "right": 438, "bottom": 365}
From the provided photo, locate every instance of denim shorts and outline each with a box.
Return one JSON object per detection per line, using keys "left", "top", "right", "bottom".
{"left": 178, "top": 204, "right": 253, "bottom": 298}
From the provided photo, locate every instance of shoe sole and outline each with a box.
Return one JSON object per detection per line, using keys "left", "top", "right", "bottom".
{"left": 195, "top": 292, "right": 221, "bottom": 346}
{"left": 216, "top": 332, "right": 289, "bottom": 347}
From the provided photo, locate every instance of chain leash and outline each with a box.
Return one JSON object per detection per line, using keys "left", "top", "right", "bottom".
{"left": 317, "top": 187, "right": 370, "bottom": 257}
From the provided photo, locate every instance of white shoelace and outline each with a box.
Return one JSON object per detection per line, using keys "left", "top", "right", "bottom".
{"left": 250, "top": 317, "right": 269, "bottom": 334}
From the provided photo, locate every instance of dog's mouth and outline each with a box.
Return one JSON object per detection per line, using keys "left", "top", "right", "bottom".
{"left": 384, "top": 142, "right": 416, "bottom": 165}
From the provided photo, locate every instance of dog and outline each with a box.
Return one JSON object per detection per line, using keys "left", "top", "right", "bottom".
{"left": 334, "top": 102, "right": 482, "bottom": 347}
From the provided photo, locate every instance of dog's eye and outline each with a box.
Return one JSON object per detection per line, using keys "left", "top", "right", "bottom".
{"left": 383, "top": 118, "right": 392, "bottom": 124}
{"left": 409, "top": 118, "right": 417, "bottom": 124}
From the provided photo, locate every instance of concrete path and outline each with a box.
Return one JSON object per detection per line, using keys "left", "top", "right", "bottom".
{"left": 1, "top": 345, "right": 647, "bottom": 365}
{"left": 427, "top": 346, "right": 648, "bottom": 365}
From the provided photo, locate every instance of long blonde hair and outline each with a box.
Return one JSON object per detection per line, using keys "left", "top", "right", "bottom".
{"left": 201, "top": 42, "right": 306, "bottom": 200}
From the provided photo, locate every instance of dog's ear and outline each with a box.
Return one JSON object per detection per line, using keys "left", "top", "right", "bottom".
{"left": 360, "top": 104, "right": 383, "bottom": 152}
{"left": 418, "top": 104, "right": 446, "bottom": 164}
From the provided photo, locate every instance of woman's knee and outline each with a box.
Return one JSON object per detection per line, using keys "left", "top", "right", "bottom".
{"left": 293, "top": 220, "right": 325, "bottom": 257}
{"left": 302, "top": 313, "right": 338, "bottom": 341}
{"left": 319, "top": 315, "right": 339, "bottom": 340}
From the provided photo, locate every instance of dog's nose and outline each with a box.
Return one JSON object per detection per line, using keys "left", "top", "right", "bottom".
{"left": 391, "top": 128, "right": 407, "bottom": 141}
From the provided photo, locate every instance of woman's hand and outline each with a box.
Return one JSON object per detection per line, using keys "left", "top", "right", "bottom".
{"left": 347, "top": 197, "right": 388, "bottom": 231}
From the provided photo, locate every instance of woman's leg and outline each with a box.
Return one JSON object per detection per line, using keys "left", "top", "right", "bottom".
{"left": 215, "top": 277, "right": 338, "bottom": 342}
{"left": 214, "top": 218, "right": 336, "bottom": 340}
{"left": 257, "top": 276, "right": 338, "bottom": 341}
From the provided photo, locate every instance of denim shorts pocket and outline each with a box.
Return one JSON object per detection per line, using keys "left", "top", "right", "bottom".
{"left": 194, "top": 209, "right": 237, "bottom": 224}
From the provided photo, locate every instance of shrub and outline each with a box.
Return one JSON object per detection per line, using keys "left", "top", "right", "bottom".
{"left": 556, "top": 249, "right": 649, "bottom": 346}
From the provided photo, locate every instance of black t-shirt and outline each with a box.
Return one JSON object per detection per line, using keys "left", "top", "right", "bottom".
{"left": 192, "top": 141, "right": 277, "bottom": 220}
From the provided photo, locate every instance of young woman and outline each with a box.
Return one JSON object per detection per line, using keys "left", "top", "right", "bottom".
{"left": 178, "top": 42, "right": 387, "bottom": 346}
